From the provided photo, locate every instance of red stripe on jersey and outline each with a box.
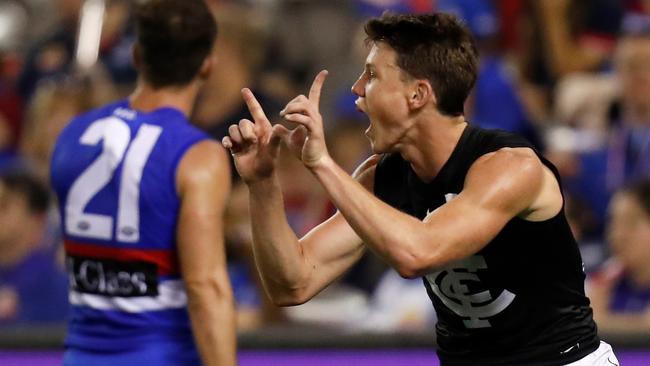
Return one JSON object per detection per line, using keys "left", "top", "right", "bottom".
{"left": 64, "top": 240, "right": 179, "bottom": 276}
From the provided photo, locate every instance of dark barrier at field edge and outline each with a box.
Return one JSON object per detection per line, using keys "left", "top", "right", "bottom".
{"left": 1, "top": 326, "right": 649, "bottom": 366}
{"left": 1, "top": 325, "right": 650, "bottom": 350}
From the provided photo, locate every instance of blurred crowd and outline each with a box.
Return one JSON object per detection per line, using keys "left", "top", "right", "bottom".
{"left": 0, "top": 0, "right": 649, "bottom": 336}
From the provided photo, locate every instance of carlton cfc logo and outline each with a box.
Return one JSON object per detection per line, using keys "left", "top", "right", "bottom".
{"left": 425, "top": 255, "right": 516, "bottom": 328}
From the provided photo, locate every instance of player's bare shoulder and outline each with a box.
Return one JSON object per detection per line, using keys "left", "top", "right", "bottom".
{"left": 478, "top": 147, "right": 541, "bottom": 174}
{"left": 467, "top": 147, "right": 541, "bottom": 189}
{"left": 464, "top": 147, "right": 560, "bottom": 219}
{"left": 176, "top": 140, "right": 231, "bottom": 194}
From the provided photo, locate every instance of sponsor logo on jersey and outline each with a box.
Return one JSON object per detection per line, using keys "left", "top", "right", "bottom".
{"left": 67, "top": 255, "right": 158, "bottom": 297}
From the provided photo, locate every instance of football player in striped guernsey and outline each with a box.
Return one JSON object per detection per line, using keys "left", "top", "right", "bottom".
{"left": 51, "top": 1, "right": 235, "bottom": 365}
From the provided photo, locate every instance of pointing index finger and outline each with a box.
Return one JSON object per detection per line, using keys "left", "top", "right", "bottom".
{"left": 241, "top": 88, "right": 271, "bottom": 129}
{"left": 308, "top": 70, "right": 329, "bottom": 104}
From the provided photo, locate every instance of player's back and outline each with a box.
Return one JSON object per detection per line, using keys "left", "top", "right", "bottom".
{"left": 51, "top": 100, "right": 209, "bottom": 356}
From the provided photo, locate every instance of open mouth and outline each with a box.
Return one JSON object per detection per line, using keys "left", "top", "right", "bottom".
{"left": 354, "top": 99, "right": 365, "bottom": 113}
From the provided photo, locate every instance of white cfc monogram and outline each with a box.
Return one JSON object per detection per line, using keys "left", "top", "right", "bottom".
{"left": 425, "top": 255, "right": 515, "bottom": 328}
{"left": 424, "top": 193, "right": 515, "bottom": 329}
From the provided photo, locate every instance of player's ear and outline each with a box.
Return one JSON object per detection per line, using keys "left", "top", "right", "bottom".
{"left": 198, "top": 53, "right": 216, "bottom": 80}
{"left": 408, "top": 79, "right": 435, "bottom": 110}
{"left": 131, "top": 44, "right": 142, "bottom": 71}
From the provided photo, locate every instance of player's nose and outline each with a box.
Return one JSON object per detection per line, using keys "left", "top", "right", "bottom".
{"left": 351, "top": 75, "right": 365, "bottom": 97}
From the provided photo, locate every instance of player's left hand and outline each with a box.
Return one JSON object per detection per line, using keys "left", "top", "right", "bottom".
{"left": 279, "top": 70, "right": 330, "bottom": 170}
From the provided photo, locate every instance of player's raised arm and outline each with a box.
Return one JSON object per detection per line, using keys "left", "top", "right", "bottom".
{"left": 223, "top": 87, "right": 368, "bottom": 306}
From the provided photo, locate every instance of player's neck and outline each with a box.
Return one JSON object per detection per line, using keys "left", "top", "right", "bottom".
{"left": 401, "top": 113, "right": 467, "bottom": 182}
{"left": 128, "top": 81, "right": 199, "bottom": 117}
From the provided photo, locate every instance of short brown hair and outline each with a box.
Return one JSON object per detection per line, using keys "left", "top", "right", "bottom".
{"left": 365, "top": 13, "right": 478, "bottom": 116}
{"left": 135, "top": 0, "right": 217, "bottom": 88}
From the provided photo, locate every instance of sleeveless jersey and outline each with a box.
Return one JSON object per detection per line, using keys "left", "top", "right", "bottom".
{"left": 374, "top": 125, "right": 599, "bottom": 366}
{"left": 50, "top": 100, "right": 209, "bottom": 352}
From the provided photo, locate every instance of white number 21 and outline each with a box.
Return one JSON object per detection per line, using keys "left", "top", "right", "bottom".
{"left": 65, "top": 116, "right": 162, "bottom": 242}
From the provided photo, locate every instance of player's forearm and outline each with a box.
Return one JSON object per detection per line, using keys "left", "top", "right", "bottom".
{"left": 310, "top": 157, "right": 434, "bottom": 278}
{"left": 247, "top": 176, "right": 312, "bottom": 302}
{"left": 186, "top": 281, "right": 237, "bottom": 366}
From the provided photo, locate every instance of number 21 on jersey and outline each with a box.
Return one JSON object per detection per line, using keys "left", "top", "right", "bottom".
{"left": 65, "top": 116, "right": 162, "bottom": 243}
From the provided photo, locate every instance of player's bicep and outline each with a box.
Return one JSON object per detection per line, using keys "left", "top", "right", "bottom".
{"left": 420, "top": 149, "right": 544, "bottom": 268}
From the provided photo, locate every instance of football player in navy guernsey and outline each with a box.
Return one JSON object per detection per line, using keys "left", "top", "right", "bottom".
{"left": 50, "top": 1, "right": 235, "bottom": 365}
{"left": 223, "top": 12, "right": 619, "bottom": 366}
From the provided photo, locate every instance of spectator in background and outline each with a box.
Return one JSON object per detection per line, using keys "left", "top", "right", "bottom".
{"left": 352, "top": 0, "right": 434, "bottom": 17}
{"left": 550, "top": 25, "right": 650, "bottom": 246}
{"left": 623, "top": 0, "right": 650, "bottom": 30}
{"left": 605, "top": 29, "right": 650, "bottom": 188}
{"left": 17, "top": 0, "right": 83, "bottom": 100}
{"left": 17, "top": 0, "right": 135, "bottom": 101}
{"left": 0, "top": 170, "right": 68, "bottom": 325}
{"left": 439, "top": 0, "right": 543, "bottom": 149}
{"left": 268, "top": 0, "right": 358, "bottom": 121}
{"left": 0, "top": 1, "right": 28, "bottom": 167}
{"left": 516, "top": 0, "right": 624, "bottom": 123}
{"left": 0, "top": 110, "right": 18, "bottom": 170}
{"left": 192, "top": 2, "right": 280, "bottom": 143}
{"left": 97, "top": 0, "right": 137, "bottom": 88}
{"left": 588, "top": 180, "right": 650, "bottom": 333}
{"left": 19, "top": 70, "right": 118, "bottom": 180}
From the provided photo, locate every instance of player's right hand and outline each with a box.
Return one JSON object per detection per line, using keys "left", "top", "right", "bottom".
{"left": 222, "top": 89, "right": 286, "bottom": 184}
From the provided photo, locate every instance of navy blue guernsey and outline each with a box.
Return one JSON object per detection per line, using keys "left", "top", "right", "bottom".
{"left": 374, "top": 125, "right": 599, "bottom": 366}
